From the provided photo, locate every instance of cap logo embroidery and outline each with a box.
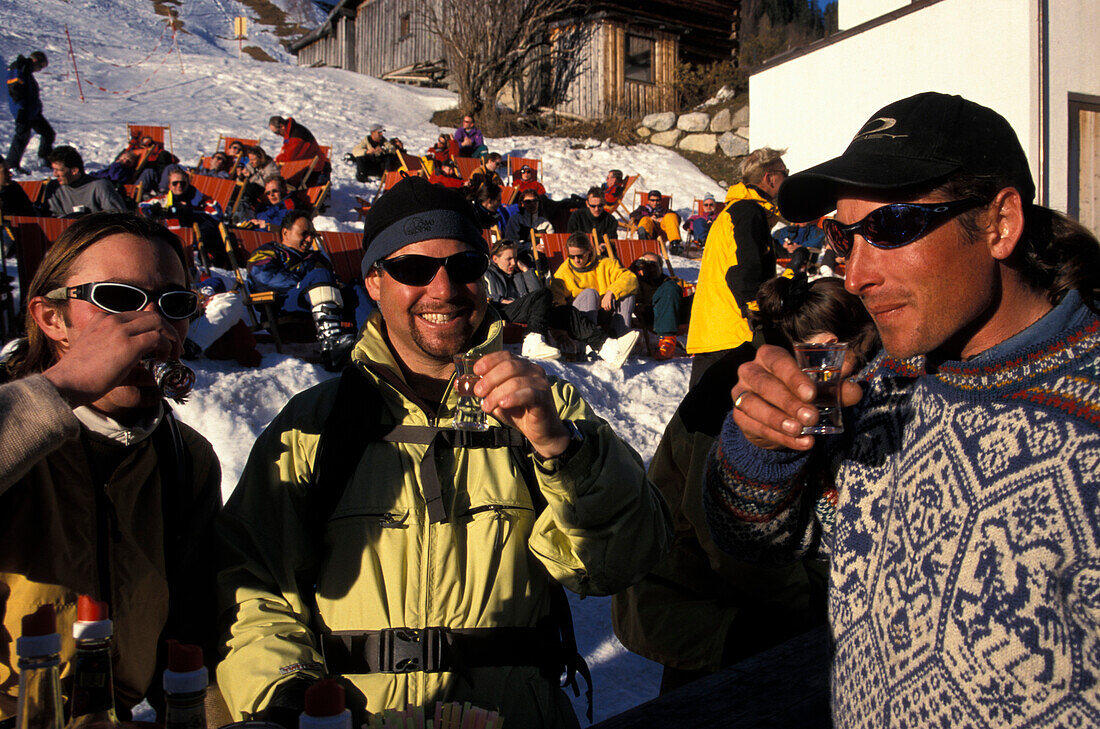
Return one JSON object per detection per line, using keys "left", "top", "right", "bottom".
{"left": 854, "top": 117, "right": 906, "bottom": 141}
{"left": 403, "top": 216, "right": 434, "bottom": 236}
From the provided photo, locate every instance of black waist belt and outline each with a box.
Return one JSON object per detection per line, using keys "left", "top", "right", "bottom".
{"left": 321, "top": 625, "right": 562, "bottom": 675}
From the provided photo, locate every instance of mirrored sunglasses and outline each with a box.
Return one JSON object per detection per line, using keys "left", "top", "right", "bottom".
{"left": 45, "top": 281, "right": 199, "bottom": 320}
{"left": 822, "top": 198, "right": 983, "bottom": 258}
{"left": 374, "top": 251, "right": 489, "bottom": 287}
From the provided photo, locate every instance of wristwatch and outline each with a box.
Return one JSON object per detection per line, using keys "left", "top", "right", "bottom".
{"left": 535, "top": 420, "right": 584, "bottom": 465}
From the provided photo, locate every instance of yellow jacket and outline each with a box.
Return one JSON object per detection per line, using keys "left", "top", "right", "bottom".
{"left": 550, "top": 257, "right": 638, "bottom": 306}
{"left": 0, "top": 375, "right": 221, "bottom": 719}
{"left": 686, "top": 183, "right": 780, "bottom": 354}
{"left": 216, "top": 310, "right": 672, "bottom": 727}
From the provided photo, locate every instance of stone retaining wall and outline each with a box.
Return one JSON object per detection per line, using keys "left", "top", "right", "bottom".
{"left": 637, "top": 105, "right": 750, "bottom": 158}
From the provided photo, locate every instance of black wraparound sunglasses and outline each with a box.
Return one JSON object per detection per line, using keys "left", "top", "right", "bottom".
{"left": 45, "top": 281, "right": 199, "bottom": 320}
{"left": 374, "top": 251, "right": 489, "bottom": 287}
{"left": 823, "top": 198, "right": 983, "bottom": 258}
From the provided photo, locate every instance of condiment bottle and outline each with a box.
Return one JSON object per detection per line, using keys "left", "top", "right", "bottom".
{"left": 299, "top": 680, "right": 351, "bottom": 729}
{"left": 15, "top": 605, "right": 64, "bottom": 729}
{"left": 163, "top": 640, "right": 207, "bottom": 729}
{"left": 65, "top": 596, "right": 119, "bottom": 729}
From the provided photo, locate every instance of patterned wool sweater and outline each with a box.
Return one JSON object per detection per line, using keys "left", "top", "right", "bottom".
{"left": 705, "top": 292, "right": 1100, "bottom": 728}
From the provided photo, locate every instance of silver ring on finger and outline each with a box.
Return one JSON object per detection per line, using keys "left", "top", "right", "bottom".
{"left": 733, "top": 392, "right": 747, "bottom": 411}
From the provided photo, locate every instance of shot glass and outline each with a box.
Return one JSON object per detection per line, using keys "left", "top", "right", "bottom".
{"left": 792, "top": 342, "right": 847, "bottom": 435}
{"left": 453, "top": 354, "right": 488, "bottom": 432}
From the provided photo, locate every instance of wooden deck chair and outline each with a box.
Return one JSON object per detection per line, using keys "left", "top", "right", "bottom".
{"left": 190, "top": 174, "right": 240, "bottom": 216}
{"left": 606, "top": 174, "right": 639, "bottom": 221}
{"left": 481, "top": 228, "right": 501, "bottom": 247}
{"left": 397, "top": 151, "right": 427, "bottom": 176}
{"left": 379, "top": 170, "right": 407, "bottom": 195}
{"left": 315, "top": 231, "right": 365, "bottom": 287}
{"left": 615, "top": 235, "right": 675, "bottom": 277}
{"left": 127, "top": 124, "right": 172, "bottom": 153}
{"left": 631, "top": 190, "right": 673, "bottom": 212}
{"left": 508, "top": 156, "right": 541, "bottom": 182}
{"left": 218, "top": 136, "right": 259, "bottom": 154}
{"left": 500, "top": 185, "right": 518, "bottom": 205}
{"left": 453, "top": 157, "right": 481, "bottom": 181}
{"left": 163, "top": 223, "right": 207, "bottom": 275}
{"left": 535, "top": 232, "right": 572, "bottom": 273}
{"left": 196, "top": 155, "right": 221, "bottom": 172}
{"left": 305, "top": 182, "right": 331, "bottom": 215}
{"left": 588, "top": 230, "right": 615, "bottom": 260}
{"left": 128, "top": 146, "right": 155, "bottom": 185}
{"left": 7, "top": 216, "right": 78, "bottom": 298}
{"left": 122, "top": 183, "right": 143, "bottom": 204}
{"left": 15, "top": 180, "right": 48, "bottom": 206}
{"left": 354, "top": 195, "right": 373, "bottom": 221}
{"left": 318, "top": 145, "right": 332, "bottom": 162}
{"left": 218, "top": 223, "right": 285, "bottom": 350}
{"left": 279, "top": 157, "right": 319, "bottom": 189}
{"left": 621, "top": 190, "right": 673, "bottom": 238}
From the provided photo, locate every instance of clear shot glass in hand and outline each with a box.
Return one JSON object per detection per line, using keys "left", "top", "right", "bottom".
{"left": 792, "top": 342, "right": 847, "bottom": 435}
{"left": 453, "top": 353, "right": 489, "bottom": 432}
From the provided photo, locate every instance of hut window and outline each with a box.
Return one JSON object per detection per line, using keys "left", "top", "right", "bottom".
{"left": 400, "top": 13, "right": 411, "bottom": 38}
{"left": 624, "top": 35, "right": 654, "bottom": 84}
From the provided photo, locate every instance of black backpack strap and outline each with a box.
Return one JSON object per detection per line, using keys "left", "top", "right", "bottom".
{"left": 310, "top": 366, "right": 386, "bottom": 531}
{"left": 311, "top": 366, "right": 593, "bottom": 720}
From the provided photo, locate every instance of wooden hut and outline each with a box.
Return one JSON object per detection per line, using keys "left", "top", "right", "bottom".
{"left": 290, "top": 0, "right": 739, "bottom": 119}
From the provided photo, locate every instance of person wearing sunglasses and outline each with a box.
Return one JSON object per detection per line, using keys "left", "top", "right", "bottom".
{"left": 705, "top": 93, "right": 1100, "bottom": 729}
{"left": 681, "top": 192, "right": 721, "bottom": 248}
{"left": 0, "top": 212, "right": 221, "bottom": 722}
{"left": 217, "top": 176, "right": 670, "bottom": 729}
{"left": 453, "top": 113, "right": 487, "bottom": 158}
{"left": 463, "top": 152, "right": 504, "bottom": 201}
{"left": 566, "top": 186, "right": 619, "bottom": 244}
{"left": 484, "top": 239, "right": 635, "bottom": 367}
{"left": 550, "top": 232, "right": 641, "bottom": 365}
{"left": 686, "top": 146, "right": 787, "bottom": 386}
{"left": 246, "top": 211, "right": 364, "bottom": 369}
{"left": 249, "top": 176, "right": 296, "bottom": 231}
{"left": 628, "top": 189, "right": 683, "bottom": 252}
{"left": 513, "top": 164, "right": 546, "bottom": 197}
{"left": 140, "top": 169, "right": 225, "bottom": 230}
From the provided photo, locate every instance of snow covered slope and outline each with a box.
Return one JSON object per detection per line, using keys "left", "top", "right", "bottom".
{"left": 1, "top": 0, "right": 732, "bottom": 720}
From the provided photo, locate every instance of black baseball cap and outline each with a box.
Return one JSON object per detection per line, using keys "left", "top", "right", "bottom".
{"left": 777, "top": 92, "right": 1035, "bottom": 222}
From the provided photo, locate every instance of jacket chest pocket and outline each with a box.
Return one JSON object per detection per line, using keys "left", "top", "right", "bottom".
{"left": 459, "top": 503, "right": 537, "bottom": 556}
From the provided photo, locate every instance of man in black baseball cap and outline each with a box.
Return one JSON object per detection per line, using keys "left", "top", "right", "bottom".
{"left": 777, "top": 91, "right": 1035, "bottom": 222}
{"left": 704, "top": 92, "right": 1100, "bottom": 729}
{"left": 217, "top": 174, "right": 671, "bottom": 728}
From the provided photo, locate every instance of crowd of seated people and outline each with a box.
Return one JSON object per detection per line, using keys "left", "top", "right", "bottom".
{"left": 1, "top": 111, "right": 816, "bottom": 371}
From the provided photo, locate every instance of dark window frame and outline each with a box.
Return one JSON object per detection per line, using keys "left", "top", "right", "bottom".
{"left": 624, "top": 34, "right": 655, "bottom": 85}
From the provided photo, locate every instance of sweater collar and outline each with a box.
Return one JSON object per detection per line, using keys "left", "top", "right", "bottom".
{"left": 74, "top": 401, "right": 164, "bottom": 446}
{"left": 873, "top": 290, "right": 1099, "bottom": 389}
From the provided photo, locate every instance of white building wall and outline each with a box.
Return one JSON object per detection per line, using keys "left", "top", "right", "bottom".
{"left": 838, "top": 0, "right": 908, "bottom": 31}
{"left": 750, "top": 0, "right": 1033, "bottom": 210}
{"left": 1043, "top": 0, "right": 1100, "bottom": 214}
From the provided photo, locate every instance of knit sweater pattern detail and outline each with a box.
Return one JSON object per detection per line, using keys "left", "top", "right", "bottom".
{"left": 705, "top": 310, "right": 1100, "bottom": 728}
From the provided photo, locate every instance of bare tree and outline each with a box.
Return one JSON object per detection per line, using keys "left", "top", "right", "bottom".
{"left": 419, "top": 0, "right": 589, "bottom": 116}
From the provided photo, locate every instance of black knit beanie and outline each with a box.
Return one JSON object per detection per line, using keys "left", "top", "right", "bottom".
{"left": 361, "top": 176, "right": 488, "bottom": 277}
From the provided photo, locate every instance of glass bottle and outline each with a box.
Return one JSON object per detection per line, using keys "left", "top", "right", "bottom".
{"left": 65, "top": 596, "right": 119, "bottom": 729}
{"left": 15, "top": 605, "right": 64, "bottom": 729}
{"left": 163, "top": 641, "right": 207, "bottom": 729}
